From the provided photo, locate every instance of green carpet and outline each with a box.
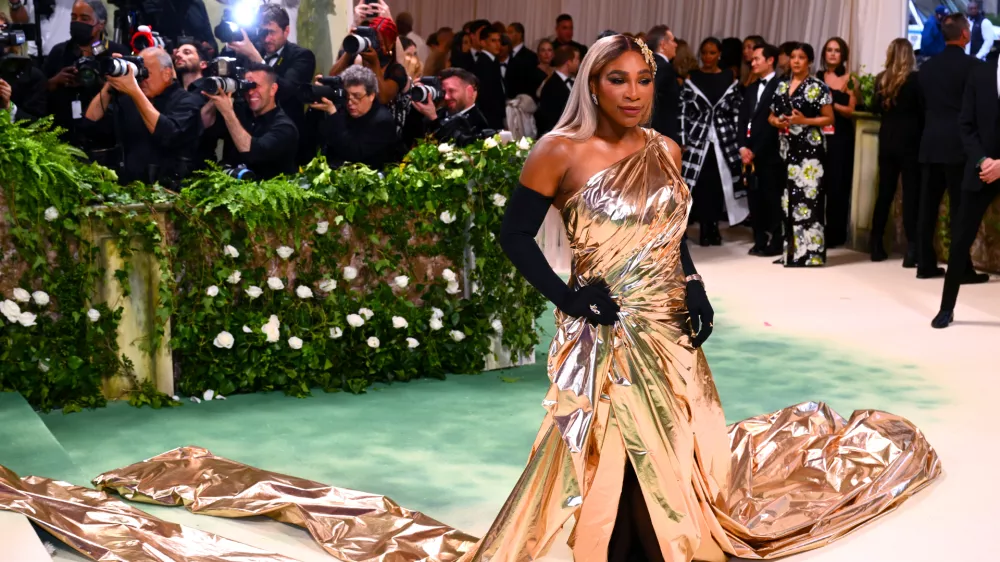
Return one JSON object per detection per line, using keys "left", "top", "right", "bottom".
{"left": 0, "top": 393, "right": 84, "bottom": 484}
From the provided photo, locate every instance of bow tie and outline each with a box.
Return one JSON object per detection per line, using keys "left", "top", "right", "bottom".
{"left": 565, "top": 77, "right": 574, "bottom": 85}
{"left": 759, "top": 77, "right": 768, "bottom": 86}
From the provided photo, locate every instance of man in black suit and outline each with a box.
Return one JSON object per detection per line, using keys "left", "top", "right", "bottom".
{"left": 473, "top": 27, "right": 507, "bottom": 130}
{"left": 646, "top": 26, "right": 680, "bottom": 143}
{"left": 931, "top": 58, "right": 999, "bottom": 328}
{"left": 411, "top": 68, "right": 490, "bottom": 146}
{"left": 505, "top": 22, "right": 541, "bottom": 98}
{"left": 738, "top": 43, "right": 784, "bottom": 256}
{"left": 536, "top": 45, "right": 580, "bottom": 136}
{"left": 453, "top": 20, "right": 490, "bottom": 73}
{"left": 226, "top": 3, "right": 315, "bottom": 163}
{"left": 552, "top": 14, "right": 587, "bottom": 59}
{"left": 916, "top": 13, "right": 981, "bottom": 279}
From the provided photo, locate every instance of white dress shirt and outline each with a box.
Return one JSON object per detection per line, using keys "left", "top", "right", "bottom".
{"left": 22, "top": 0, "right": 74, "bottom": 57}
{"left": 757, "top": 71, "right": 776, "bottom": 107}
{"left": 555, "top": 70, "right": 573, "bottom": 90}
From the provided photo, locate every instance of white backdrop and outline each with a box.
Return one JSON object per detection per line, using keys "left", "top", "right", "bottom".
{"left": 386, "top": 0, "right": 906, "bottom": 73}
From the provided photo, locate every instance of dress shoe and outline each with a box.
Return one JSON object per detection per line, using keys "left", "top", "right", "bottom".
{"left": 772, "top": 258, "right": 784, "bottom": 265}
{"left": 748, "top": 244, "right": 764, "bottom": 256}
{"left": 902, "top": 245, "right": 918, "bottom": 268}
{"left": 961, "top": 272, "right": 990, "bottom": 285}
{"left": 931, "top": 309, "right": 954, "bottom": 329}
{"left": 870, "top": 241, "right": 888, "bottom": 262}
{"left": 916, "top": 267, "right": 945, "bottom": 279}
{"left": 761, "top": 243, "right": 783, "bottom": 257}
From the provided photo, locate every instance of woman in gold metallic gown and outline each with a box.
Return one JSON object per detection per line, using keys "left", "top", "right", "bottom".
{"left": 480, "top": 35, "right": 941, "bottom": 562}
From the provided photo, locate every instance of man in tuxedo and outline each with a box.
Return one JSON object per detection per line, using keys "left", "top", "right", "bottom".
{"left": 647, "top": 26, "right": 680, "bottom": 143}
{"left": 473, "top": 27, "right": 506, "bottom": 129}
{"left": 931, "top": 57, "right": 999, "bottom": 328}
{"left": 411, "top": 68, "right": 490, "bottom": 146}
{"left": 226, "top": 3, "right": 315, "bottom": 163}
{"left": 916, "top": 13, "right": 982, "bottom": 279}
{"left": 505, "top": 22, "right": 540, "bottom": 98}
{"left": 552, "top": 14, "right": 587, "bottom": 59}
{"left": 536, "top": 45, "right": 580, "bottom": 136}
{"left": 738, "top": 43, "right": 783, "bottom": 256}
{"left": 453, "top": 19, "right": 490, "bottom": 73}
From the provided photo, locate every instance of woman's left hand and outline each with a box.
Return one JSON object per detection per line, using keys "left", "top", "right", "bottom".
{"left": 686, "top": 280, "right": 714, "bottom": 348}
{"left": 788, "top": 109, "right": 807, "bottom": 125}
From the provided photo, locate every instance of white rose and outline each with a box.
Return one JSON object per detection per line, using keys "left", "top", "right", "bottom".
{"left": 315, "top": 221, "right": 329, "bottom": 235}
{"left": 472, "top": 282, "right": 480, "bottom": 295}
{"left": 440, "top": 210, "right": 456, "bottom": 224}
{"left": 87, "top": 308, "right": 101, "bottom": 323}
{"left": 246, "top": 285, "right": 263, "bottom": 299}
{"left": 31, "top": 291, "right": 50, "bottom": 306}
{"left": 343, "top": 266, "right": 358, "bottom": 281}
{"left": 429, "top": 317, "right": 443, "bottom": 331}
{"left": 329, "top": 327, "right": 343, "bottom": 339}
{"left": 450, "top": 330, "right": 466, "bottom": 342}
{"left": 276, "top": 246, "right": 294, "bottom": 259}
{"left": 296, "top": 285, "right": 314, "bottom": 299}
{"left": 347, "top": 314, "right": 365, "bottom": 328}
{"left": 394, "top": 275, "right": 409, "bottom": 288}
{"left": 442, "top": 268, "right": 457, "bottom": 282}
{"left": 216, "top": 394, "right": 227, "bottom": 400}
{"left": 492, "top": 319, "right": 503, "bottom": 332}
{"left": 224, "top": 245, "right": 239, "bottom": 258}
{"left": 204, "top": 389, "right": 215, "bottom": 401}
{"left": 288, "top": 336, "right": 303, "bottom": 350}
{"left": 431, "top": 307, "right": 444, "bottom": 319}
{"left": 267, "top": 277, "right": 284, "bottom": 291}
{"left": 438, "top": 143, "right": 453, "bottom": 153}
{"left": 44, "top": 207, "right": 59, "bottom": 222}
{"left": 12, "top": 288, "right": 30, "bottom": 303}
{"left": 517, "top": 137, "right": 531, "bottom": 150}
{"left": 392, "top": 316, "right": 408, "bottom": 329}
{"left": 492, "top": 193, "right": 507, "bottom": 207}
{"left": 446, "top": 281, "right": 460, "bottom": 295}
{"left": 190, "top": 396, "right": 202, "bottom": 404}
{"left": 366, "top": 336, "right": 380, "bottom": 349}
{"left": 438, "top": 163, "right": 446, "bottom": 171}
{"left": 483, "top": 136, "right": 498, "bottom": 149}
{"left": 242, "top": 325, "right": 252, "bottom": 333}
{"left": 38, "top": 361, "right": 50, "bottom": 373}
{"left": 227, "top": 270, "right": 242, "bottom": 284}
{"left": 262, "top": 315, "right": 281, "bottom": 342}
{"left": 213, "top": 331, "right": 234, "bottom": 349}
{"left": 18, "top": 312, "right": 37, "bottom": 327}
{"left": 407, "top": 337, "right": 420, "bottom": 349}
{"left": 318, "top": 279, "right": 337, "bottom": 292}
{"left": 489, "top": 232, "right": 495, "bottom": 240}
{"left": 206, "top": 285, "right": 219, "bottom": 297}
{"left": 358, "top": 308, "right": 374, "bottom": 320}
{"left": 1, "top": 300, "right": 21, "bottom": 323}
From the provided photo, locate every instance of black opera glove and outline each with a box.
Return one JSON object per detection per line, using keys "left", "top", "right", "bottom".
{"left": 686, "top": 279, "right": 714, "bottom": 348}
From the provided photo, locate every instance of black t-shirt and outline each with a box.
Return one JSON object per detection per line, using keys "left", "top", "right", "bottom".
{"left": 219, "top": 105, "right": 300, "bottom": 180}
{"left": 42, "top": 39, "right": 130, "bottom": 148}
{"left": 320, "top": 100, "right": 401, "bottom": 170}
{"left": 9, "top": 66, "right": 48, "bottom": 122}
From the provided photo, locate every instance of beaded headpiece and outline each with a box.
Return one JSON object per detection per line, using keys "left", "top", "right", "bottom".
{"left": 633, "top": 37, "right": 658, "bottom": 73}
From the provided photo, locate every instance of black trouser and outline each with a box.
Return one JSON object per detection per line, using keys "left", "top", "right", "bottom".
{"left": 871, "top": 150, "right": 921, "bottom": 249}
{"left": 692, "top": 145, "right": 725, "bottom": 229}
{"left": 917, "top": 163, "right": 964, "bottom": 271}
{"left": 748, "top": 160, "right": 785, "bottom": 248}
{"left": 825, "top": 133, "right": 854, "bottom": 247}
{"left": 939, "top": 182, "right": 1000, "bottom": 311}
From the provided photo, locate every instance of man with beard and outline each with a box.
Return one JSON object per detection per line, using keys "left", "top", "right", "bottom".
{"left": 173, "top": 41, "right": 209, "bottom": 91}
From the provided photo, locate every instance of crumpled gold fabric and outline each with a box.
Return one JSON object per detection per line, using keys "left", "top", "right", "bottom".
{"left": 93, "top": 446, "right": 479, "bottom": 562}
{"left": 456, "top": 130, "right": 941, "bottom": 561}
{"left": 0, "top": 464, "right": 297, "bottom": 561}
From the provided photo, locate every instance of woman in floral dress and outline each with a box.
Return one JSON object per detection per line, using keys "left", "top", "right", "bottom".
{"left": 768, "top": 43, "right": 835, "bottom": 267}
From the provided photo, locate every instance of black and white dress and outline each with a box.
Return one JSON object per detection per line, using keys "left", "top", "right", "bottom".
{"left": 770, "top": 76, "right": 834, "bottom": 267}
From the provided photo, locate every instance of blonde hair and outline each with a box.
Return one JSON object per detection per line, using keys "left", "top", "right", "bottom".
{"left": 878, "top": 38, "right": 915, "bottom": 110}
{"left": 548, "top": 35, "right": 655, "bottom": 141}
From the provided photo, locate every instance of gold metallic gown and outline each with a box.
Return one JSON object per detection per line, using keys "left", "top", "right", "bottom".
{"left": 459, "top": 129, "right": 941, "bottom": 561}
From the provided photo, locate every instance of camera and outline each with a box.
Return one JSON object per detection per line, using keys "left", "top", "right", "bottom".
{"left": 198, "top": 56, "right": 255, "bottom": 95}
{"left": 343, "top": 27, "right": 380, "bottom": 55}
{"left": 74, "top": 55, "right": 148, "bottom": 89}
{"left": 206, "top": 56, "right": 241, "bottom": 78}
{"left": 452, "top": 128, "right": 498, "bottom": 148}
{"left": 301, "top": 75, "right": 346, "bottom": 104}
{"left": 215, "top": 9, "right": 258, "bottom": 44}
{"left": 222, "top": 164, "right": 255, "bottom": 181}
{"left": 0, "top": 28, "right": 26, "bottom": 49}
{"left": 410, "top": 76, "right": 443, "bottom": 104}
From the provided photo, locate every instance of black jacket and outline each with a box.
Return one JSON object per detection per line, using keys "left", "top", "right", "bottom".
{"left": 8, "top": 66, "right": 48, "bottom": 122}
{"left": 219, "top": 105, "right": 300, "bottom": 180}
{"left": 320, "top": 101, "right": 401, "bottom": 170}
{"left": 536, "top": 72, "right": 572, "bottom": 136}
{"left": 452, "top": 51, "right": 477, "bottom": 73}
{"left": 959, "top": 61, "right": 1000, "bottom": 191}
{"left": 474, "top": 51, "right": 507, "bottom": 129}
{"left": 873, "top": 71, "right": 923, "bottom": 159}
{"left": 424, "top": 105, "right": 490, "bottom": 146}
{"left": 737, "top": 74, "right": 781, "bottom": 164}
{"left": 918, "top": 45, "right": 982, "bottom": 164}
{"left": 267, "top": 41, "right": 316, "bottom": 127}
{"left": 651, "top": 53, "right": 681, "bottom": 143}
{"left": 505, "top": 45, "right": 540, "bottom": 99}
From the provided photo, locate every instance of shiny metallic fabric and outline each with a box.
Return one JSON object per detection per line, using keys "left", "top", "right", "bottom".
{"left": 0, "top": 464, "right": 297, "bottom": 562}
{"left": 457, "top": 130, "right": 941, "bottom": 561}
{"left": 93, "top": 446, "right": 478, "bottom": 562}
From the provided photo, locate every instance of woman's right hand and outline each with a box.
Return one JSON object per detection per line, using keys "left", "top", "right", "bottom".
{"left": 559, "top": 282, "right": 620, "bottom": 326}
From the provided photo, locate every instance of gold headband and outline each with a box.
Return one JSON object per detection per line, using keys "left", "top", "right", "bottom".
{"left": 633, "top": 37, "right": 658, "bottom": 73}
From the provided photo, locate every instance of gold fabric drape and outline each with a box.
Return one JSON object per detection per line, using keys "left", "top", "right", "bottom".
{"left": 0, "top": 464, "right": 297, "bottom": 562}
{"left": 93, "top": 446, "right": 478, "bottom": 562}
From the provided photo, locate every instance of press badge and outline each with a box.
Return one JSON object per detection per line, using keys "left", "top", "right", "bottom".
{"left": 71, "top": 100, "right": 83, "bottom": 120}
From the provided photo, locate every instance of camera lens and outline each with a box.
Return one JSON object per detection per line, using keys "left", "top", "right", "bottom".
{"left": 343, "top": 34, "right": 371, "bottom": 55}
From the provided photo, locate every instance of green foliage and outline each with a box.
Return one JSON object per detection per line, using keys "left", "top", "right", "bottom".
{"left": 849, "top": 69, "right": 878, "bottom": 111}
{"left": 1, "top": 113, "right": 546, "bottom": 410}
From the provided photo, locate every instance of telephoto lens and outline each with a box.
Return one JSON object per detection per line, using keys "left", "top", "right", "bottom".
{"left": 301, "top": 75, "right": 345, "bottom": 104}
{"left": 202, "top": 76, "right": 238, "bottom": 95}
{"left": 410, "top": 76, "right": 443, "bottom": 104}
{"left": 104, "top": 56, "right": 149, "bottom": 80}
{"left": 343, "top": 27, "right": 380, "bottom": 55}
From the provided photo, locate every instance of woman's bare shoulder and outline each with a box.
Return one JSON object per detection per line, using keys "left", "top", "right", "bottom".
{"left": 519, "top": 135, "right": 580, "bottom": 197}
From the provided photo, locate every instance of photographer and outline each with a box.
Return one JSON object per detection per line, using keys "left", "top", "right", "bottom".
{"left": 7, "top": 0, "right": 73, "bottom": 57}
{"left": 203, "top": 63, "right": 298, "bottom": 179}
{"left": 0, "top": 12, "right": 47, "bottom": 121}
{"left": 224, "top": 3, "right": 314, "bottom": 163}
{"left": 83, "top": 47, "right": 203, "bottom": 186}
{"left": 42, "top": 0, "right": 128, "bottom": 147}
{"left": 173, "top": 40, "right": 208, "bottom": 91}
{"left": 410, "top": 68, "right": 489, "bottom": 147}
{"left": 311, "top": 64, "right": 400, "bottom": 170}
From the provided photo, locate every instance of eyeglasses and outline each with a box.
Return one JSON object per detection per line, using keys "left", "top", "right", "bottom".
{"left": 347, "top": 92, "right": 372, "bottom": 102}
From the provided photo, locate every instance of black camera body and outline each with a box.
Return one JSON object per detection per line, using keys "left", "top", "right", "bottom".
{"left": 214, "top": 9, "right": 259, "bottom": 45}
{"left": 74, "top": 55, "right": 149, "bottom": 89}
{"left": 199, "top": 56, "right": 255, "bottom": 95}
{"left": 0, "top": 28, "right": 26, "bottom": 49}
{"left": 222, "top": 164, "right": 256, "bottom": 181}
{"left": 411, "top": 76, "right": 443, "bottom": 104}
{"left": 343, "top": 27, "right": 380, "bottom": 55}
{"left": 302, "top": 75, "right": 346, "bottom": 105}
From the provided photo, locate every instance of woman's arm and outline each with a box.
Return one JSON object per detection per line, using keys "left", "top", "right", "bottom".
{"left": 790, "top": 104, "right": 834, "bottom": 127}
{"left": 833, "top": 80, "right": 858, "bottom": 118}
{"left": 329, "top": 51, "right": 353, "bottom": 76}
